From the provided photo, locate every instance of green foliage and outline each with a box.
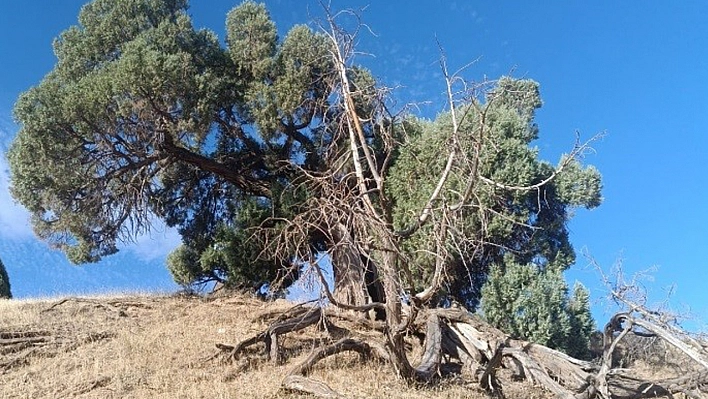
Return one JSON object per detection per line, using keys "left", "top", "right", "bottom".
{"left": 9, "top": 0, "right": 602, "bottom": 314}
{"left": 566, "top": 282, "right": 595, "bottom": 359}
{"left": 10, "top": 0, "right": 224, "bottom": 263}
{"left": 388, "top": 78, "right": 602, "bottom": 308}
{"left": 226, "top": 1, "right": 276, "bottom": 80}
{"left": 9, "top": 0, "right": 333, "bottom": 292}
{"left": 166, "top": 197, "right": 298, "bottom": 294}
{"left": 481, "top": 259, "right": 595, "bottom": 357}
{"left": 0, "top": 257, "right": 11, "bottom": 299}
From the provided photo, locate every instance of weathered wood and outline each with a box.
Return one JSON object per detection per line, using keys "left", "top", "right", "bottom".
{"left": 413, "top": 313, "right": 442, "bottom": 380}
{"left": 282, "top": 338, "right": 375, "bottom": 398}
{"left": 440, "top": 322, "right": 482, "bottom": 368}
{"left": 224, "top": 306, "right": 322, "bottom": 363}
{"left": 607, "top": 371, "right": 708, "bottom": 399}
{"left": 503, "top": 346, "right": 578, "bottom": 399}
{"left": 282, "top": 374, "right": 346, "bottom": 399}
{"left": 0, "top": 330, "right": 51, "bottom": 339}
{"left": 288, "top": 338, "right": 373, "bottom": 376}
{"left": 223, "top": 299, "right": 708, "bottom": 399}
{"left": 628, "top": 315, "right": 708, "bottom": 370}
{"left": 524, "top": 342, "right": 595, "bottom": 389}
{"left": 479, "top": 343, "right": 503, "bottom": 391}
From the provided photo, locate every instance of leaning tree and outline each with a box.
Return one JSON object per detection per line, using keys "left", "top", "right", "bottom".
{"left": 10, "top": 1, "right": 708, "bottom": 397}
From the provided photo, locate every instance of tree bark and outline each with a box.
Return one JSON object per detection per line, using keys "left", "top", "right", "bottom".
{"left": 330, "top": 224, "right": 385, "bottom": 319}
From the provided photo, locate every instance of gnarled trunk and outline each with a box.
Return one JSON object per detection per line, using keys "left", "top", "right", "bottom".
{"left": 330, "top": 224, "right": 385, "bottom": 319}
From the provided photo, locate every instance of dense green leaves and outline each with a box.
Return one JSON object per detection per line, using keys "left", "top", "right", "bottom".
{"left": 9, "top": 0, "right": 602, "bottom": 313}
{"left": 226, "top": 1, "right": 277, "bottom": 80}
{"left": 0, "top": 257, "right": 11, "bottom": 299}
{"left": 9, "top": 0, "right": 227, "bottom": 263}
{"left": 9, "top": 0, "right": 333, "bottom": 278}
{"left": 166, "top": 196, "right": 298, "bottom": 295}
{"left": 566, "top": 282, "right": 595, "bottom": 359}
{"left": 481, "top": 259, "right": 595, "bottom": 358}
{"left": 53, "top": 0, "right": 188, "bottom": 80}
{"left": 388, "top": 78, "right": 602, "bottom": 308}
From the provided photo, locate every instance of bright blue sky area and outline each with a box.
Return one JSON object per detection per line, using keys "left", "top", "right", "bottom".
{"left": 0, "top": 1, "right": 706, "bottom": 327}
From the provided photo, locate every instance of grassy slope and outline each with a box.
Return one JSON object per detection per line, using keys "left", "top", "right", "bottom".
{"left": 0, "top": 294, "right": 551, "bottom": 399}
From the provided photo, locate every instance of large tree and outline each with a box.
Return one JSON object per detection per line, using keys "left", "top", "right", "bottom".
{"left": 9, "top": 0, "right": 601, "bottom": 347}
{"left": 19, "top": 2, "right": 708, "bottom": 397}
{"left": 8, "top": 0, "right": 598, "bottom": 335}
{"left": 9, "top": 0, "right": 599, "bottom": 305}
{"left": 9, "top": 0, "right": 334, "bottom": 293}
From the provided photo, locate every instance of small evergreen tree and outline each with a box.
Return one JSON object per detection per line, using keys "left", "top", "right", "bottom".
{"left": 481, "top": 257, "right": 594, "bottom": 357}
{"left": 566, "top": 282, "right": 596, "bottom": 359}
{"left": 0, "top": 257, "right": 11, "bottom": 299}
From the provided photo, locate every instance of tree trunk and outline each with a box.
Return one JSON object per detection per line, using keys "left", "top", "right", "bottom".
{"left": 330, "top": 224, "right": 385, "bottom": 319}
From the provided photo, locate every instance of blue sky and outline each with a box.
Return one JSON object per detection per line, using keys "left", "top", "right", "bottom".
{"left": 0, "top": 1, "right": 706, "bottom": 326}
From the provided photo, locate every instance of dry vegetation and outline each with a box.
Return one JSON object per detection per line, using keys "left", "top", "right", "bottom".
{"left": 0, "top": 293, "right": 552, "bottom": 399}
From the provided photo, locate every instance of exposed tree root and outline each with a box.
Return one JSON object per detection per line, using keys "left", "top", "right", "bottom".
{"left": 216, "top": 306, "right": 323, "bottom": 364}
{"left": 218, "top": 303, "right": 708, "bottom": 399}
{"left": 0, "top": 330, "right": 53, "bottom": 355}
{"left": 281, "top": 337, "right": 379, "bottom": 397}
{"left": 282, "top": 374, "right": 346, "bottom": 399}
{"left": 0, "top": 327, "right": 114, "bottom": 372}
{"left": 42, "top": 297, "right": 152, "bottom": 318}
{"left": 414, "top": 313, "right": 443, "bottom": 380}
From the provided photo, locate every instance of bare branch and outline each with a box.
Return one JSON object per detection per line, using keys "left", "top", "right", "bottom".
{"left": 478, "top": 132, "right": 603, "bottom": 192}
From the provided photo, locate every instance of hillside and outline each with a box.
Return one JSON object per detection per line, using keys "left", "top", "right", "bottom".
{"left": 0, "top": 294, "right": 552, "bottom": 399}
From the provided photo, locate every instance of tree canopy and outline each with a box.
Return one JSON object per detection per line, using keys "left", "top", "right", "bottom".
{"left": 9, "top": 0, "right": 600, "bottom": 309}
{"left": 10, "top": 0, "right": 334, "bottom": 292}
{"left": 388, "top": 78, "right": 601, "bottom": 308}
{"left": 17, "top": 4, "right": 708, "bottom": 398}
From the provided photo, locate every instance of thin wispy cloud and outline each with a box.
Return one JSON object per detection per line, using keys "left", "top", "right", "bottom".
{"left": 1, "top": 120, "right": 181, "bottom": 260}
{"left": 0, "top": 151, "right": 181, "bottom": 258}
{"left": 126, "top": 220, "right": 182, "bottom": 262}
{"left": 0, "top": 123, "right": 34, "bottom": 241}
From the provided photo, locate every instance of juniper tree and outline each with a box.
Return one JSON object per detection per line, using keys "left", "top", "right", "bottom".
{"left": 566, "top": 282, "right": 596, "bottom": 359}
{"left": 16, "top": 2, "right": 708, "bottom": 398}
{"left": 481, "top": 259, "right": 595, "bottom": 357}
{"left": 9, "top": 0, "right": 602, "bottom": 339}
{"left": 9, "top": 0, "right": 333, "bottom": 295}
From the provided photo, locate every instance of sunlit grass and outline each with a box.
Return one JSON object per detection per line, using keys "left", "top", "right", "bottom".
{"left": 0, "top": 293, "right": 549, "bottom": 399}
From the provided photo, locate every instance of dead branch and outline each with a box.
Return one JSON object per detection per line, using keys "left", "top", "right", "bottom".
{"left": 218, "top": 306, "right": 322, "bottom": 364}
{"left": 289, "top": 337, "right": 374, "bottom": 376}
{"left": 322, "top": 308, "right": 385, "bottom": 332}
{"left": 42, "top": 297, "right": 132, "bottom": 317}
{"left": 0, "top": 327, "right": 114, "bottom": 373}
{"left": 617, "top": 313, "right": 708, "bottom": 370}
{"left": 0, "top": 335, "right": 51, "bottom": 354}
{"left": 282, "top": 374, "right": 346, "bottom": 399}
{"left": 231, "top": 5, "right": 708, "bottom": 398}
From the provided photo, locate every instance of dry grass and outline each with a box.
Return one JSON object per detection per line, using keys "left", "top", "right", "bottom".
{"left": 0, "top": 294, "right": 551, "bottom": 399}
